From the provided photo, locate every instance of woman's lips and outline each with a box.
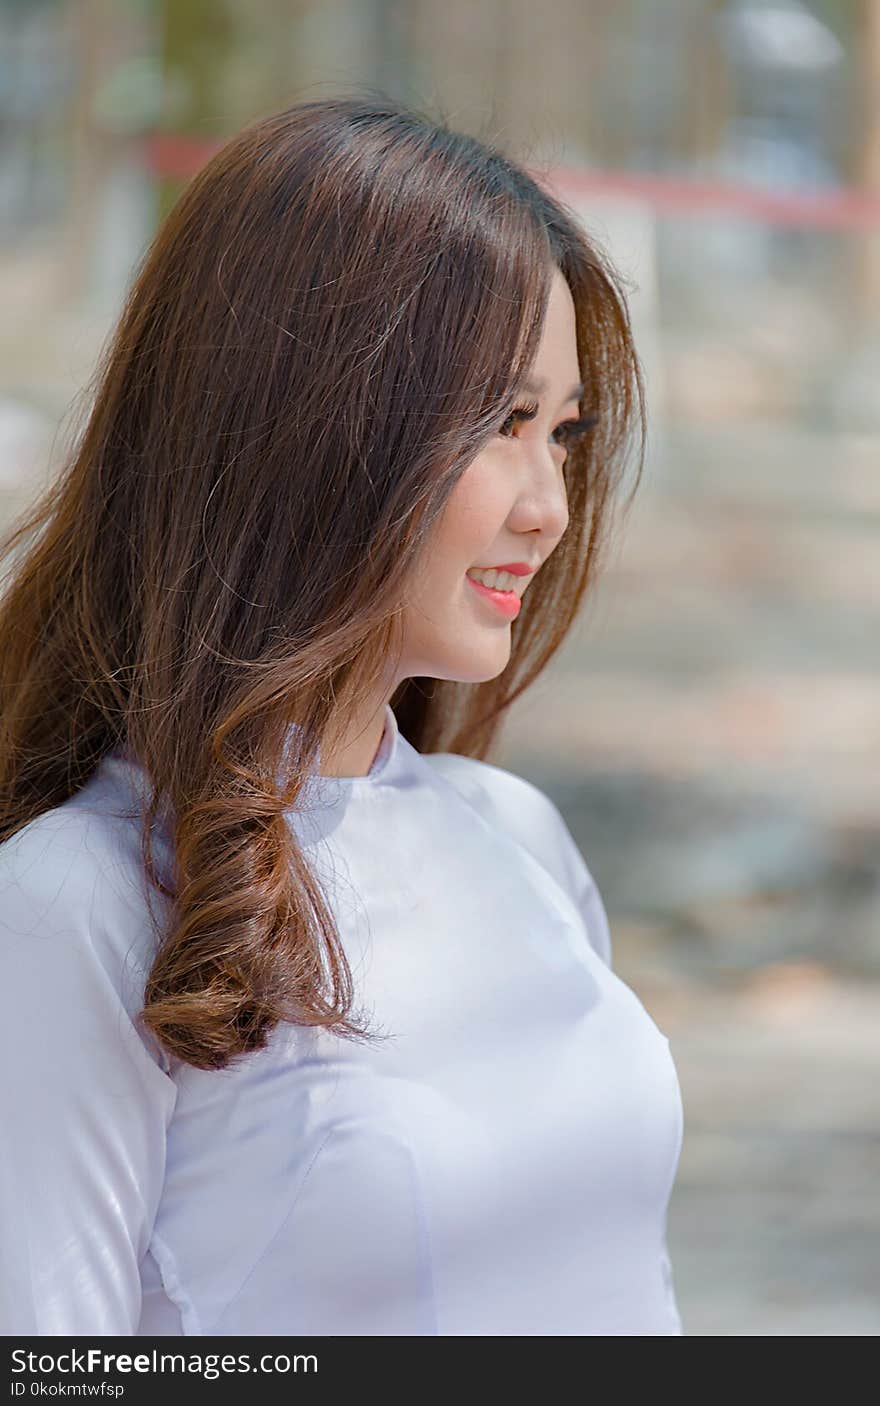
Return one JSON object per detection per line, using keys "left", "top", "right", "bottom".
{"left": 466, "top": 573, "right": 522, "bottom": 619}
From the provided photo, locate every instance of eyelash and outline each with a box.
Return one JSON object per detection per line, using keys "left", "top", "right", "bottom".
{"left": 498, "top": 400, "right": 598, "bottom": 448}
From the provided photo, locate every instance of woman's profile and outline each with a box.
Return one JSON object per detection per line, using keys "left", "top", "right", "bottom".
{"left": 0, "top": 94, "right": 683, "bottom": 1336}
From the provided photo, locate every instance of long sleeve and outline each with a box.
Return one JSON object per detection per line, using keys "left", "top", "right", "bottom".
{"left": 0, "top": 816, "right": 177, "bottom": 1335}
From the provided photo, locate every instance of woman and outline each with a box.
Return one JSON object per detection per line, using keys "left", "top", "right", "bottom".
{"left": 0, "top": 95, "right": 683, "bottom": 1336}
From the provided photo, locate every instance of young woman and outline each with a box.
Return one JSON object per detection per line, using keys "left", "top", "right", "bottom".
{"left": 0, "top": 95, "right": 684, "bottom": 1336}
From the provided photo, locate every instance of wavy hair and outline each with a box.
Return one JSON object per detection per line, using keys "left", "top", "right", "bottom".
{"left": 0, "top": 94, "right": 644, "bottom": 1070}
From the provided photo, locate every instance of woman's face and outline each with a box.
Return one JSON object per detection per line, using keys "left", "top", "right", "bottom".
{"left": 397, "top": 265, "right": 582, "bottom": 686}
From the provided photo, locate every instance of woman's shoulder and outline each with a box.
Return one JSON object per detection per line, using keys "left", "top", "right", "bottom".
{"left": 420, "top": 749, "right": 611, "bottom": 965}
{"left": 422, "top": 747, "right": 567, "bottom": 837}
{"left": 0, "top": 764, "right": 170, "bottom": 1033}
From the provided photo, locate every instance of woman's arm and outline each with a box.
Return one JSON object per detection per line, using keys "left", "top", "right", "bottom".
{"left": 0, "top": 820, "right": 177, "bottom": 1335}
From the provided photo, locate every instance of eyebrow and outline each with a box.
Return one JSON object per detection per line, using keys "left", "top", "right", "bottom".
{"left": 521, "top": 376, "right": 585, "bottom": 404}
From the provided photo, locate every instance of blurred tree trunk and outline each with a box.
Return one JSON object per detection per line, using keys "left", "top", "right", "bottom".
{"left": 684, "top": 0, "right": 730, "bottom": 165}
{"left": 58, "top": 0, "right": 110, "bottom": 305}
{"left": 855, "top": 0, "right": 880, "bottom": 310}
{"left": 156, "top": 0, "right": 238, "bottom": 223}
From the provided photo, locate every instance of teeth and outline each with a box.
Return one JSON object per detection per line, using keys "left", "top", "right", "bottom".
{"left": 467, "top": 567, "right": 526, "bottom": 596}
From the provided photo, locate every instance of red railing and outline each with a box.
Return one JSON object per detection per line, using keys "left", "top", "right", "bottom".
{"left": 140, "top": 133, "right": 880, "bottom": 232}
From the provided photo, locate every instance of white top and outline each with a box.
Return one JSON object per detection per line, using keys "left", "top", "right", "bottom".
{"left": 0, "top": 703, "right": 684, "bottom": 1336}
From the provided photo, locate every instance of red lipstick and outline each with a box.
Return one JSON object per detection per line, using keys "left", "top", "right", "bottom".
{"left": 465, "top": 562, "right": 535, "bottom": 620}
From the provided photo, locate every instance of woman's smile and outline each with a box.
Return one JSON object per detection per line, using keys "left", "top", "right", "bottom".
{"left": 465, "top": 571, "right": 523, "bottom": 619}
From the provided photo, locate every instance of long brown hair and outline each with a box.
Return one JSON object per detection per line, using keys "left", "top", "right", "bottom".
{"left": 0, "top": 94, "right": 644, "bottom": 1071}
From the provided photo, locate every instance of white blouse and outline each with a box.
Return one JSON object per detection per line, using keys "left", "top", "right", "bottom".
{"left": 0, "top": 702, "right": 684, "bottom": 1336}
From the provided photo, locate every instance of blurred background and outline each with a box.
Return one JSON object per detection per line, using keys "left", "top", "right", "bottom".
{"left": 1, "top": 0, "right": 878, "bottom": 1336}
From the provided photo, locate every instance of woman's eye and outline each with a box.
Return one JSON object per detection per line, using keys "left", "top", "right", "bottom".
{"left": 498, "top": 401, "right": 539, "bottom": 438}
{"left": 551, "top": 422, "right": 576, "bottom": 447}
{"left": 498, "top": 405, "right": 597, "bottom": 448}
{"left": 552, "top": 415, "right": 598, "bottom": 448}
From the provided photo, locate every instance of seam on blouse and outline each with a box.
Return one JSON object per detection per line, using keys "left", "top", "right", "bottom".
{"left": 148, "top": 1231, "right": 203, "bottom": 1336}
{"left": 203, "top": 1119, "right": 439, "bottom": 1336}
{"left": 419, "top": 756, "right": 605, "bottom": 965}
{"left": 198, "top": 1125, "right": 337, "bottom": 1334}
{"left": 659, "top": 1244, "right": 684, "bottom": 1333}
{"left": 397, "top": 1123, "right": 439, "bottom": 1336}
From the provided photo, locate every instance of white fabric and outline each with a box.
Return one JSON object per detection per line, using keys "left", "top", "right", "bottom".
{"left": 0, "top": 703, "right": 684, "bottom": 1336}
